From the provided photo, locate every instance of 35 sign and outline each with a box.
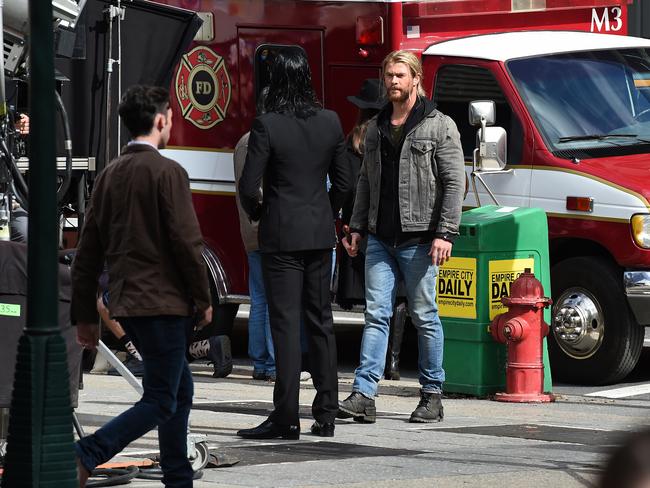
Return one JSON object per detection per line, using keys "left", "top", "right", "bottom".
{"left": 591, "top": 7, "right": 623, "bottom": 33}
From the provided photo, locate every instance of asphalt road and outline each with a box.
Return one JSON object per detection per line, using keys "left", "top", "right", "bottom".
{"left": 25, "top": 309, "right": 646, "bottom": 487}
{"left": 232, "top": 308, "right": 650, "bottom": 402}
{"left": 66, "top": 318, "right": 650, "bottom": 488}
{"left": 553, "top": 331, "right": 650, "bottom": 401}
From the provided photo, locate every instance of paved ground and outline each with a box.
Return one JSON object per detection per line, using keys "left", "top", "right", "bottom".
{"left": 74, "top": 357, "right": 650, "bottom": 488}
{"left": 3, "top": 310, "right": 644, "bottom": 487}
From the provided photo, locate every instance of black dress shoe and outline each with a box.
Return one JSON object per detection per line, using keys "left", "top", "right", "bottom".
{"left": 310, "top": 421, "right": 334, "bottom": 437}
{"left": 236, "top": 419, "right": 300, "bottom": 440}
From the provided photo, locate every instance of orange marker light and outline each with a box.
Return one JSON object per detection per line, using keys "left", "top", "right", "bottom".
{"left": 566, "top": 196, "right": 593, "bottom": 212}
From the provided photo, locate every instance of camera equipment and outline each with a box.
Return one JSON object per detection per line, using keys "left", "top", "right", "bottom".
{"left": 0, "top": 0, "right": 85, "bottom": 242}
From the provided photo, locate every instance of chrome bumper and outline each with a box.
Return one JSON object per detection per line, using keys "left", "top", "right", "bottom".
{"left": 624, "top": 271, "right": 650, "bottom": 326}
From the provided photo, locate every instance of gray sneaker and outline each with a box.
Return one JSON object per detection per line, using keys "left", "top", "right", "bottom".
{"left": 337, "top": 391, "right": 376, "bottom": 423}
{"left": 409, "top": 392, "right": 444, "bottom": 423}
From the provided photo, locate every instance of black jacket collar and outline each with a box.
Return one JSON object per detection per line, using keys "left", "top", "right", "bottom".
{"left": 377, "top": 96, "right": 437, "bottom": 147}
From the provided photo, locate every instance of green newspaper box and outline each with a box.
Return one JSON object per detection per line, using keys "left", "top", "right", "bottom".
{"left": 438, "top": 205, "right": 553, "bottom": 396}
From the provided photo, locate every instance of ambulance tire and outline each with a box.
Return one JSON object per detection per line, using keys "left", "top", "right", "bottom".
{"left": 549, "top": 257, "right": 643, "bottom": 385}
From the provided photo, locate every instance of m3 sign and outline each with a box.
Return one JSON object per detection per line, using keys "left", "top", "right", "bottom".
{"left": 591, "top": 7, "right": 623, "bottom": 33}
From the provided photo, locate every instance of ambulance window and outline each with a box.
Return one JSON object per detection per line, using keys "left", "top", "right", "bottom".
{"left": 433, "top": 65, "right": 523, "bottom": 165}
{"left": 254, "top": 45, "right": 307, "bottom": 108}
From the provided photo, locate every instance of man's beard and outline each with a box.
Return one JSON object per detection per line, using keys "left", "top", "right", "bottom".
{"left": 388, "top": 87, "right": 409, "bottom": 103}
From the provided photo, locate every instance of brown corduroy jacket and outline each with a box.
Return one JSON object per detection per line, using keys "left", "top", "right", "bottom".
{"left": 71, "top": 143, "right": 210, "bottom": 323}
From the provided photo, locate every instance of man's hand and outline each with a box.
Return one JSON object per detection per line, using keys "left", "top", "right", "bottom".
{"left": 77, "top": 322, "right": 100, "bottom": 351}
{"left": 341, "top": 225, "right": 361, "bottom": 257}
{"left": 429, "top": 238, "right": 452, "bottom": 266}
{"left": 197, "top": 305, "right": 213, "bottom": 329}
{"left": 16, "top": 113, "right": 29, "bottom": 136}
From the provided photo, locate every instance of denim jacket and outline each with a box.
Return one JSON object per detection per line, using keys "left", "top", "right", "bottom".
{"left": 349, "top": 107, "right": 465, "bottom": 238}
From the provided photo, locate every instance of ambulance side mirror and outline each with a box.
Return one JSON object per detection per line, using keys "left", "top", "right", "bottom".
{"left": 469, "top": 100, "right": 507, "bottom": 171}
{"left": 469, "top": 100, "right": 495, "bottom": 127}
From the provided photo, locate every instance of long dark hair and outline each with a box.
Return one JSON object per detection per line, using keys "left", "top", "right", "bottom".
{"left": 265, "top": 47, "right": 321, "bottom": 118}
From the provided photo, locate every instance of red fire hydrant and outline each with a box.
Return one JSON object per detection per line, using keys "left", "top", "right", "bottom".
{"left": 490, "top": 268, "right": 554, "bottom": 403}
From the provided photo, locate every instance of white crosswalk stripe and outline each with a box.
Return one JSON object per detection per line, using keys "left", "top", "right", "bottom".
{"left": 585, "top": 384, "right": 650, "bottom": 399}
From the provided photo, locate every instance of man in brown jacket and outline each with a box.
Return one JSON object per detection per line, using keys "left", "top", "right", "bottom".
{"left": 71, "top": 85, "right": 211, "bottom": 488}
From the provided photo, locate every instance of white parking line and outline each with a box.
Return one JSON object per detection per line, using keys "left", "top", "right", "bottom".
{"left": 585, "top": 384, "right": 650, "bottom": 399}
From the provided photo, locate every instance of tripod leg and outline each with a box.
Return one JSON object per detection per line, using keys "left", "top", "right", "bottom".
{"left": 73, "top": 411, "right": 86, "bottom": 438}
{"left": 96, "top": 340, "right": 143, "bottom": 395}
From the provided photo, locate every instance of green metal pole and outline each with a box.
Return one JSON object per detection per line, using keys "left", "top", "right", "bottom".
{"left": 1, "top": 0, "right": 77, "bottom": 485}
{"left": 27, "top": 0, "right": 58, "bottom": 309}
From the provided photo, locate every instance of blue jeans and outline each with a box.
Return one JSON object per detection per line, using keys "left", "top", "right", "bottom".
{"left": 248, "top": 251, "right": 275, "bottom": 374}
{"left": 76, "top": 316, "right": 194, "bottom": 488}
{"left": 353, "top": 234, "right": 445, "bottom": 396}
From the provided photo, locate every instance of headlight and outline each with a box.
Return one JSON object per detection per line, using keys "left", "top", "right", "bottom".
{"left": 631, "top": 214, "right": 650, "bottom": 248}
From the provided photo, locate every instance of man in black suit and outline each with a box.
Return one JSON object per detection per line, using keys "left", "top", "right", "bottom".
{"left": 237, "top": 47, "right": 351, "bottom": 439}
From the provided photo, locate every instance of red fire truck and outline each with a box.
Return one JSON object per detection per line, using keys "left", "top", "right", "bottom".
{"left": 143, "top": 0, "right": 647, "bottom": 385}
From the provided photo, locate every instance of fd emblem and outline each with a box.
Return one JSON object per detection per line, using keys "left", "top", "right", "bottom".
{"left": 175, "top": 46, "right": 231, "bottom": 129}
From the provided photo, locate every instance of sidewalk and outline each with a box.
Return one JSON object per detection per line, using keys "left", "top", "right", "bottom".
{"left": 75, "top": 360, "right": 649, "bottom": 488}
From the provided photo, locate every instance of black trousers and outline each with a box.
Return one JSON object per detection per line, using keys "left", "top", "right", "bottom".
{"left": 262, "top": 249, "right": 338, "bottom": 426}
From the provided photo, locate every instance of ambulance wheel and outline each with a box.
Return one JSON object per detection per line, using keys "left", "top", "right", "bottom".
{"left": 549, "top": 256, "right": 643, "bottom": 385}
